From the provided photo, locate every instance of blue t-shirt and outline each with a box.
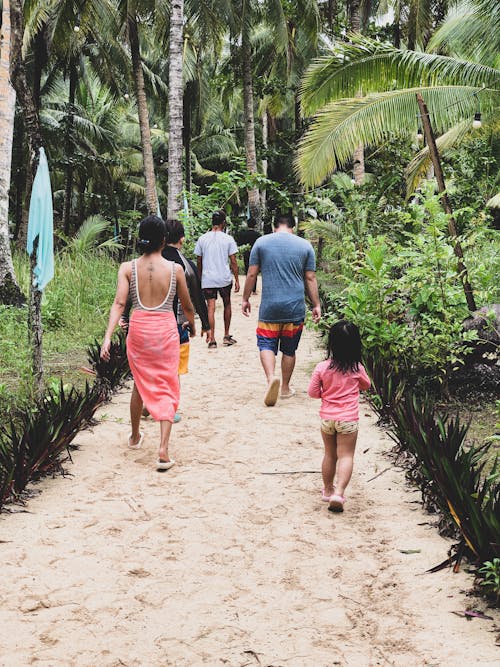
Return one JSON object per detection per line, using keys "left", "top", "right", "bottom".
{"left": 249, "top": 231, "right": 316, "bottom": 323}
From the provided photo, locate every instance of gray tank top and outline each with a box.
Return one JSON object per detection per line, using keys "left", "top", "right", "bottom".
{"left": 129, "top": 259, "right": 176, "bottom": 312}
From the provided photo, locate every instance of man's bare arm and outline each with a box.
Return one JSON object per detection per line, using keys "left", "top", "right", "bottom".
{"left": 242, "top": 264, "right": 259, "bottom": 316}
{"left": 229, "top": 253, "right": 240, "bottom": 292}
{"left": 305, "top": 270, "right": 321, "bottom": 323}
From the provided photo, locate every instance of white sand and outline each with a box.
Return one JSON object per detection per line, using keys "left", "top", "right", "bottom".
{"left": 0, "top": 285, "right": 498, "bottom": 666}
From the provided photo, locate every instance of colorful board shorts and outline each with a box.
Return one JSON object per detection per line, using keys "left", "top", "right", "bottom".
{"left": 256, "top": 320, "right": 304, "bottom": 357}
{"left": 321, "top": 420, "right": 359, "bottom": 435}
{"left": 202, "top": 283, "right": 232, "bottom": 304}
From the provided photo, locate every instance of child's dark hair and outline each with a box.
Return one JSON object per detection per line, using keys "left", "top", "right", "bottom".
{"left": 136, "top": 215, "right": 166, "bottom": 254}
{"left": 327, "top": 320, "right": 362, "bottom": 374}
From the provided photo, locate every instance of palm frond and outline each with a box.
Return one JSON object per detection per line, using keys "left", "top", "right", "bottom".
{"left": 22, "top": 0, "right": 57, "bottom": 55}
{"left": 296, "top": 85, "right": 496, "bottom": 187}
{"left": 64, "top": 215, "right": 115, "bottom": 254}
{"left": 486, "top": 193, "right": 500, "bottom": 209}
{"left": 427, "top": 2, "right": 500, "bottom": 67}
{"left": 300, "top": 37, "right": 499, "bottom": 115}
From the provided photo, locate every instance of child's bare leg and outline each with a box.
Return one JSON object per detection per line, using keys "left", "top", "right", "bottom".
{"left": 335, "top": 431, "right": 358, "bottom": 497}
{"left": 321, "top": 430, "right": 337, "bottom": 496}
{"left": 158, "top": 420, "right": 173, "bottom": 462}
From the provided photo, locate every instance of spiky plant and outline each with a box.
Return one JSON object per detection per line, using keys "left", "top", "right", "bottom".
{"left": 391, "top": 392, "right": 500, "bottom": 564}
{"left": 87, "top": 331, "right": 131, "bottom": 393}
{"left": 0, "top": 381, "right": 105, "bottom": 498}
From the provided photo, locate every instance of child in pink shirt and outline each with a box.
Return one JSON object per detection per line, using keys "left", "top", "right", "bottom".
{"left": 308, "top": 320, "right": 370, "bottom": 512}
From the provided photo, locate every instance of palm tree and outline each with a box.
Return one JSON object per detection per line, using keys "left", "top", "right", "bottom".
{"left": 127, "top": 3, "right": 158, "bottom": 215}
{"left": 296, "top": 4, "right": 499, "bottom": 189}
{"left": 0, "top": 0, "right": 24, "bottom": 305}
{"left": 9, "top": 0, "right": 46, "bottom": 393}
{"left": 166, "top": 0, "right": 184, "bottom": 219}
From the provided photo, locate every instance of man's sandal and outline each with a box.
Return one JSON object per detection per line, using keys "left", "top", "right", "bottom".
{"left": 223, "top": 335, "right": 237, "bottom": 346}
{"left": 208, "top": 340, "right": 217, "bottom": 349}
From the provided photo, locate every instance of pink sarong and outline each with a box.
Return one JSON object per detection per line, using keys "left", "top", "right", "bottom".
{"left": 126, "top": 310, "right": 180, "bottom": 422}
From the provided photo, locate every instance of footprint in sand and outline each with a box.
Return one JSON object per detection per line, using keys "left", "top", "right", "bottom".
{"left": 127, "top": 567, "right": 151, "bottom": 578}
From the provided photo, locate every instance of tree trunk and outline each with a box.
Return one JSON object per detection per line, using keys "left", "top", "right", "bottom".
{"left": 261, "top": 109, "right": 268, "bottom": 216}
{"left": 241, "top": 30, "right": 261, "bottom": 227}
{"left": 63, "top": 59, "right": 77, "bottom": 235}
{"left": 10, "top": 0, "right": 45, "bottom": 396}
{"left": 12, "top": 111, "right": 25, "bottom": 240}
{"left": 32, "top": 28, "right": 48, "bottom": 111}
{"left": 393, "top": 0, "right": 401, "bottom": 48}
{"left": 128, "top": 14, "right": 158, "bottom": 215}
{"left": 348, "top": 0, "right": 361, "bottom": 32}
{"left": 167, "top": 0, "right": 184, "bottom": 220}
{"left": 348, "top": 0, "right": 365, "bottom": 185}
{"left": 416, "top": 93, "right": 476, "bottom": 313}
{"left": 183, "top": 83, "right": 192, "bottom": 194}
{"left": 0, "top": 0, "right": 24, "bottom": 305}
{"left": 327, "top": 0, "right": 337, "bottom": 36}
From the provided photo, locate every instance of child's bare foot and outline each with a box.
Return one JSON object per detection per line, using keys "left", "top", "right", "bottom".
{"left": 322, "top": 487, "right": 334, "bottom": 501}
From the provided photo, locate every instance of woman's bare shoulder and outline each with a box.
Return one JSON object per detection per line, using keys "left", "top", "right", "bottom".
{"left": 118, "top": 260, "right": 133, "bottom": 276}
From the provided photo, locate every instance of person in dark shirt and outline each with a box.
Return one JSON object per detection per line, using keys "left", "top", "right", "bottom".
{"left": 163, "top": 219, "right": 210, "bottom": 358}
{"left": 236, "top": 218, "right": 261, "bottom": 294}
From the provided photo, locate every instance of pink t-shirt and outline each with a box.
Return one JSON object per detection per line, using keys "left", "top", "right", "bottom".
{"left": 308, "top": 360, "right": 371, "bottom": 421}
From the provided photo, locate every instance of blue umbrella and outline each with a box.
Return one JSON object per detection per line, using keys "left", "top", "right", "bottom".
{"left": 26, "top": 147, "right": 54, "bottom": 291}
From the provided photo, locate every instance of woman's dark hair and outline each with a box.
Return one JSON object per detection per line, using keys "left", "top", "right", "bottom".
{"left": 136, "top": 215, "right": 166, "bottom": 254}
{"left": 326, "top": 320, "right": 362, "bottom": 374}
{"left": 165, "top": 219, "right": 185, "bottom": 245}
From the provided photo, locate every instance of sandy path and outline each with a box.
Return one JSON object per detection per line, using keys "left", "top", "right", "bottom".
{"left": 1, "top": 285, "right": 498, "bottom": 667}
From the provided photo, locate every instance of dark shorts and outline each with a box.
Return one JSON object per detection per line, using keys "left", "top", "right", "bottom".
{"left": 203, "top": 283, "right": 232, "bottom": 304}
{"left": 256, "top": 320, "right": 304, "bottom": 357}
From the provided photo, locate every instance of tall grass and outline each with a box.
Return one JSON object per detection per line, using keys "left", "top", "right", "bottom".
{"left": 0, "top": 250, "right": 118, "bottom": 396}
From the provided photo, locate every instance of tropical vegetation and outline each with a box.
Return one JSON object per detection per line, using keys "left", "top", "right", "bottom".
{"left": 0, "top": 0, "right": 498, "bottom": 595}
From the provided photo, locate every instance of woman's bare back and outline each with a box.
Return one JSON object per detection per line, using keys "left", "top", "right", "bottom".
{"left": 133, "top": 256, "right": 175, "bottom": 309}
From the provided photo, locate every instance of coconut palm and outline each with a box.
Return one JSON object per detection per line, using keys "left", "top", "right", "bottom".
{"left": 0, "top": 0, "right": 24, "bottom": 305}
{"left": 166, "top": 0, "right": 184, "bottom": 219}
{"left": 125, "top": 2, "right": 159, "bottom": 214}
{"left": 296, "top": 1, "right": 500, "bottom": 189}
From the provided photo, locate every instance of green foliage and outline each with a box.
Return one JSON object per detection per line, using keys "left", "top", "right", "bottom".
{"left": 478, "top": 558, "right": 500, "bottom": 600}
{"left": 313, "top": 187, "right": 496, "bottom": 387}
{"left": 182, "top": 167, "right": 293, "bottom": 249}
{"left": 61, "top": 216, "right": 123, "bottom": 256}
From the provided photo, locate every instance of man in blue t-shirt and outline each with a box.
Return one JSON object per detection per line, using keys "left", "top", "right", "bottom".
{"left": 242, "top": 213, "right": 321, "bottom": 406}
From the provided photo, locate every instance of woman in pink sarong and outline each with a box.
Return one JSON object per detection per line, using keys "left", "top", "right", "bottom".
{"left": 101, "top": 216, "right": 195, "bottom": 470}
